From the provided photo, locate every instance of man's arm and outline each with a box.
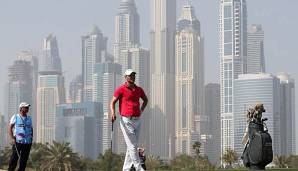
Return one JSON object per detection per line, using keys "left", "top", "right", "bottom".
{"left": 140, "top": 94, "right": 148, "bottom": 113}
{"left": 8, "top": 123, "right": 15, "bottom": 144}
{"left": 110, "top": 96, "right": 119, "bottom": 122}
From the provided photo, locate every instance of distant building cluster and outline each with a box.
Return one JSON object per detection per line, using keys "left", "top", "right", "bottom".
{"left": 0, "top": 0, "right": 296, "bottom": 164}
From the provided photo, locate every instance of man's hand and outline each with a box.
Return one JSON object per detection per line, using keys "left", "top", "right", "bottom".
{"left": 111, "top": 113, "right": 117, "bottom": 122}
{"left": 10, "top": 137, "right": 16, "bottom": 145}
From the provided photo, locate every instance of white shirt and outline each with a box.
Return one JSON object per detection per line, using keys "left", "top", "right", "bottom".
{"left": 9, "top": 114, "right": 28, "bottom": 125}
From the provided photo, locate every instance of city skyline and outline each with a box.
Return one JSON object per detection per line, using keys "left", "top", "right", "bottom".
{"left": 1, "top": 0, "right": 297, "bottom": 109}
{"left": 0, "top": 0, "right": 297, "bottom": 160}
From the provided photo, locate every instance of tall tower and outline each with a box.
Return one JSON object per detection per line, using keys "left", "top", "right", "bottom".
{"left": 150, "top": 0, "right": 176, "bottom": 159}
{"left": 16, "top": 50, "right": 38, "bottom": 140}
{"left": 82, "top": 26, "right": 108, "bottom": 102}
{"left": 247, "top": 24, "right": 265, "bottom": 73}
{"left": 7, "top": 60, "right": 33, "bottom": 120}
{"left": 92, "top": 62, "right": 122, "bottom": 154}
{"left": 219, "top": 0, "right": 247, "bottom": 157}
{"left": 114, "top": 0, "right": 140, "bottom": 70}
{"left": 37, "top": 34, "right": 65, "bottom": 144}
{"left": 175, "top": 5, "right": 204, "bottom": 156}
{"left": 277, "top": 72, "right": 296, "bottom": 156}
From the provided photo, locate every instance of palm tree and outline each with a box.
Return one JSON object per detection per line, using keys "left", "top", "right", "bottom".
{"left": 27, "top": 143, "right": 47, "bottom": 170}
{"left": 222, "top": 148, "right": 238, "bottom": 168}
{"left": 192, "top": 141, "right": 201, "bottom": 158}
{"left": 40, "top": 141, "right": 80, "bottom": 171}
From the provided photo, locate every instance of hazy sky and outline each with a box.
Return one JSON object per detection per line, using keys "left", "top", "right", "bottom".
{"left": 0, "top": 0, "right": 297, "bottom": 113}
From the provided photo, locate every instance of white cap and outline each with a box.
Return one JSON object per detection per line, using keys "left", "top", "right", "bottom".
{"left": 19, "top": 102, "right": 30, "bottom": 109}
{"left": 124, "top": 69, "right": 136, "bottom": 76}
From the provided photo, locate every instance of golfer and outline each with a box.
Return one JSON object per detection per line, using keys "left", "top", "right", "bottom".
{"left": 110, "top": 69, "right": 148, "bottom": 171}
{"left": 8, "top": 102, "right": 33, "bottom": 171}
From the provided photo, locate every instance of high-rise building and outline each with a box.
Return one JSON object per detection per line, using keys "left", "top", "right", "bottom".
{"left": 68, "top": 75, "right": 83, "bottom": 103}
{"left": 0, "top": 114, "right": 6, "bottom": 150}
{"left": 150, "top": 0, "right": 176, "bottom": 159}
{"left": 205, "top": 83, "right": 221, "bottom": 165}
{"left": 7, "top": 60, "right": 33, "bottom": 120}
{"left": 234, "top": 73, "right": 281, "bottom": 156}
{"left": 120, "top": 47, "right": 150, "bottom": 149}
{"left": 37, "top": 34, "right": 65, "bottom": 144}
{"left": 16, "top": 50, "right": 38, "bottom": 139}
{"left": 56, "top": 102, "right": 102, "bottom": 159}
{"left": 247, "top": 24, "right": 265, "bottom": 74}
{"left": 92, "top": 62, "right": 123, "bottom": 154}
{"left": 114, "top": 0, "right": 140, "bottom": 69}
{"left": 175, "top": 5, "right": 204, "bottom": 156}
{"left": 219, "top": 0, "right": 247, "bottom": 156}
{"left": 82, "top": 26, "right": 108, "bottom": 101}
{"left": 277, "top": 72, "right": 296, "bottom": 156}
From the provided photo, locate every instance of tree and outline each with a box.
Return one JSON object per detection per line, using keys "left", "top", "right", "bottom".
{"left": 145, "top": 155, "right": 163, "bottom": 170}
{"left": 222, "top": 148, "right": 238, "bottom": 168}
{"left": 195, "top": 156, "right": 215, "bottom": 170}
{"left": 170, "top": 154, "right": 196, "bottom": 170}
{"left": 27, "top": 143, "right": 47, "bottom": 170}
{"left": 40, "top": 141, "right": 81, "bottom": 171}
{"left": 273, "top": 155, "right": 290, "bottom": 168}
{"left": 192, "top": 141, "right": 201, "bottom": 158}
{"left": 288, "top": 155, "right": 298, "bottom": 168}
{"left": 0, "top": 146, "right": 12, "bottom": 169}
{"left": 97, "top": 149, "right": 124, "bottom": 171}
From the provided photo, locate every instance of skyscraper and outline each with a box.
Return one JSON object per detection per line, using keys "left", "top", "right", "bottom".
{"left": 247, "top": 24, "right": 265, "bottom": 73}
{"left": 150, "top": 0, "right": 176, "bottom": 159}
{"left": 219, "top": 0, "right": 247, "bottom": 156}
{"left": 7, "top": 60, "right": 33, "bottom": 120}
{"left": 120, "top": 47, "right": 150, "bottom": 149}
{"left": 37, "top": 34, "right": 65, "bottom": 144}
{"left": 0, "top": 114, "right": 6, "bottom": 150}
{"left": 277, "top": 72, "right": 296, "bottom": 156}
{"left": 114, "top": 0, "right": 140, "bottom": 69}
{"left": 68, "top": 75, "right": 83, "bottom": 103}
{"left": 234, "top": 73, "right": 281, "bottom": 156}
{"left": 175, "top": 5, "right": 204, "bottom": 155}
{"left": 82, "top": 26, "right": 108, "bottom": 102}
{"left": 205, "top": 83, "right": 221, "bottom": 165}
{"left": 92, "top": 62, "right": 122, "bottom": 154}
{"left": 16, "top": 50, "right": 38, "bottom": 139}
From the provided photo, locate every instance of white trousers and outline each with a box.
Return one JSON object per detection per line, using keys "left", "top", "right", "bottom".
{"left": 120, "top": 116, "right": 144, "bottom": 171}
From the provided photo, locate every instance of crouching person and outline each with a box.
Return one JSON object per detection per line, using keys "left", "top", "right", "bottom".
{"left": 8, "top": 102, "right": 33, "bottom": 171}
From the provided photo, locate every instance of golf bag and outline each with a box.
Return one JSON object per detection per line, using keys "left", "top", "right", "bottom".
{"left": 242, "top": 118, "right": 273, "bottom": 168}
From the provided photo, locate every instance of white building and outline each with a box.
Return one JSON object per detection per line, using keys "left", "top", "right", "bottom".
{"left": 150, "top": 0, "right": 176, "bottom": 159}
{"left": 175, "top": 5, "right": 204, "bottom": 156}
{"left": 120, "top": 47, "right": 150, "bottom": 149}
{"left": 219, "top": 0, "right": 247, "bottom": 157}
{"left": 82, "top": 26, "right": 108, "bottom": 102}
{"left": 92, "top": 62, "right": 123, "bottom": 154}
{"left": 36, "top": 34, "right": 65, "bottom": 144}
{"left": 234, "top": 73, "right": 281, "bottom": 155}
{"left": 114, "top": 0, "right": 140, "bottom": 70}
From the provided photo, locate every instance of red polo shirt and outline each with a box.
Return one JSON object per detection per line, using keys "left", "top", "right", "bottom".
{"left": 114, "top": 83, "right": 146, "bottom": 117}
